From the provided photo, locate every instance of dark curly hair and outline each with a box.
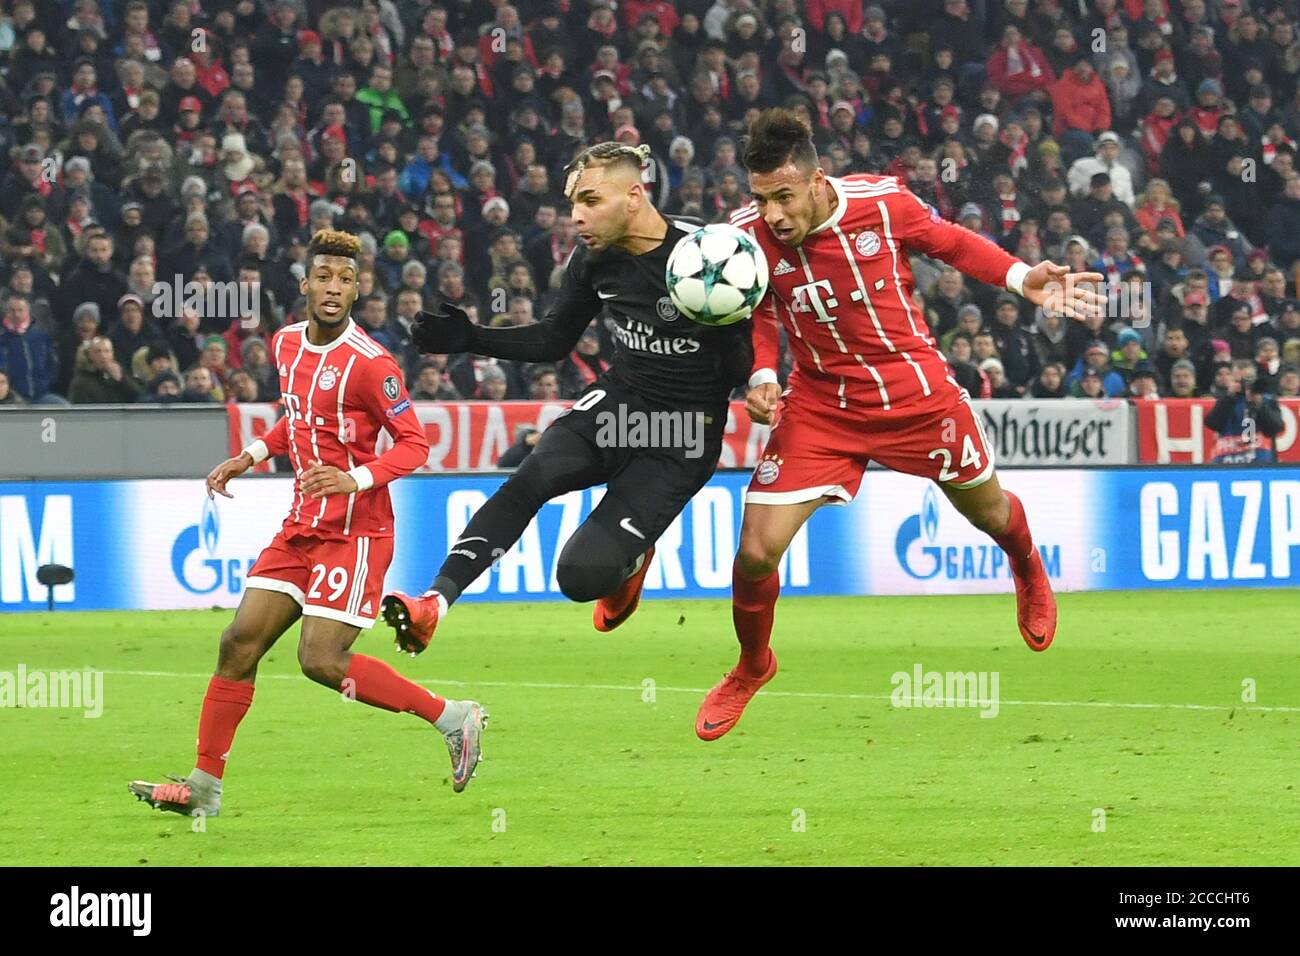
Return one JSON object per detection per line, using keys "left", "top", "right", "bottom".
{"left": 742, "top": 109, "right": 819, "bottom": 174}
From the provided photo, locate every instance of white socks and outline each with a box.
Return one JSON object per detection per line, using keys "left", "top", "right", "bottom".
{"left": 421, "top": 589, "right": 450, "bottom": 618}
{"left": 434, "top": 698, "right": 468, "bottom": 735}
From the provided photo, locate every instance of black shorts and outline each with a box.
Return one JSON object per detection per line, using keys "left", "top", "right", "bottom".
{"left": 541, "top": 374, "right": 725, "bottom": 546}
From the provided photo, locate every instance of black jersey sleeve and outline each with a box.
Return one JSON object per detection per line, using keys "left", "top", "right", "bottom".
{"left": 467, "top": 245, "right": 601, "bottom": 362}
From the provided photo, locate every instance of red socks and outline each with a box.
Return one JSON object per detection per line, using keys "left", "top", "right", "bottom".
{"left": 194, "top": 658, "right": 446, "bottom": 780}
{"left": 195, "top": 676, "right": 254, "bottom": 779}
{"left": 732, "top": 563, "right": 779, "bottom": 677}
{"left": 343, "top": 654, "right": 447, "bottom": 724}
{"left": 993, "top": 491, "right": 1035, "bottom": 577}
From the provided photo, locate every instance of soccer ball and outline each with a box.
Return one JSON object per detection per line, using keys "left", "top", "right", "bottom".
{"left": 665, "top": 223, "right": 769, "bottom": 326}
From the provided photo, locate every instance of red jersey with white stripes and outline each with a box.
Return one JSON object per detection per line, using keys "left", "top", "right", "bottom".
{"left": 731, "top": 174, "right": 1021, "bottom": 410}
{"left": 258, "top": 318, "right": 429, "bottom": 539}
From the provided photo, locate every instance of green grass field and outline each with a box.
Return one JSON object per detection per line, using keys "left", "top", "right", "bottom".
{"left": 1, "top": 590, "right": 1297, "bottom": 866}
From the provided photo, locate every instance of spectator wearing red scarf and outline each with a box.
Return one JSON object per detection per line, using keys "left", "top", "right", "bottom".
{"left": 560, "top": 326, "right": 610, "bottom": 398}
{"left": 1140, "top": 92, "right": 1181, "bottom": 174}
{"left": 1188, "top": 78, "right": 1225, "bottom": 137}
{"left": 190, "top": 33, "right": 230, "bottom": 99}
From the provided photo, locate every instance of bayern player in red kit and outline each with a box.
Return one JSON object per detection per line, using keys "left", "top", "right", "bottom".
{"left": 130, "top": 230, "right": 487, "bottom": 817}
{"left": 695, "top": 111, "right": 1106, "bottom": 740}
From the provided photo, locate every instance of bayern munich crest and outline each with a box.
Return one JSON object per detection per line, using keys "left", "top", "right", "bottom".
{"left": 656, "top": 295, "right": 679, "bottom": 322}
{"left": 755, "top": 454, "right": 783, "bottom": 485}
{"left": 855, "top": 230, "right": 881, "bottom": 257}
{"left": 318, "top": 365, "right": 339, "bottom": 390}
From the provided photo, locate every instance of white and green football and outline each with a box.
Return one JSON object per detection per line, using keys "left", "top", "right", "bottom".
{"left": 665, "top": 223, "right": 769, "bottom": 326}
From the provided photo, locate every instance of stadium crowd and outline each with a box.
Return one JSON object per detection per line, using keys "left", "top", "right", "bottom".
{"left": 0, "top": 0, "right": 1296, "bottom": 426}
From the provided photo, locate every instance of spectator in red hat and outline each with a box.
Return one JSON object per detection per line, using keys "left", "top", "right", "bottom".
{"left": 290, "top": 28, "right": 332, "bottom": 104}
{"left": 1138, "top": 46, "right": 1188, "bottom": 113}
{"left": 160, "top": 57, "right": 212, "bottom": 126}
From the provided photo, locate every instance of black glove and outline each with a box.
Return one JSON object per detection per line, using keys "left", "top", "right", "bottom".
{"left": 412, "top": 304, "right": 476, "bottom": 355}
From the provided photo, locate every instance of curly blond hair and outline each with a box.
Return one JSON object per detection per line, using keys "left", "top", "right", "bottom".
{"left": 307, "top": 228, "right": 361, "bottom": 262}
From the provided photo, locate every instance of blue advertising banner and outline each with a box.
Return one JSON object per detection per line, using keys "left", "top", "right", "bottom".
{"left": 1, "top": 468, "right": 1296, "bottom": 613}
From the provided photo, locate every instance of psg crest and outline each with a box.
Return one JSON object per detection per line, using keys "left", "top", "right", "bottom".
{"left": 855, "top": 231, "right": 881, "bottom": 257}
{"left": 656, "top": 295, "right": 679, "bottom": 322}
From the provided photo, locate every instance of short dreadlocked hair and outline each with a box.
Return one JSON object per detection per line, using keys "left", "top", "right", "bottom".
{"left": 742, "top": 109, "right": 819, "bottom": 175}
{"left": 562, "top": 142, "right": 652, "bottom": 199}
{"left": 307, "top": 228, "right": 362, "bottom": 263}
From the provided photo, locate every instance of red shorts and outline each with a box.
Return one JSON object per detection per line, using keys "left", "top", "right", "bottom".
{"left": 746, "top": 378, "right": 995, "bottom": 506}
{"left": 247, "top": 529, "right": 393, "bottom": 628}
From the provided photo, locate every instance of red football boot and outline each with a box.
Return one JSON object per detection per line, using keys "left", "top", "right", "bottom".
{"left": 695, "top": 650, "right": 779, "bottom": 741}
{"left": 1013, "top": 549, "right": 1057, "bottom": 651}
{"left": 593, "top": 546, "right": 654, "bottom": 633}
{"left": 380, "top": 591, "right": 442, "bottom": 655}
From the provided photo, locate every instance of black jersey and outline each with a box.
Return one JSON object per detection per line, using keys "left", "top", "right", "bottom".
{"left": 465, "top": 215, "right": 752, "bottom": 409}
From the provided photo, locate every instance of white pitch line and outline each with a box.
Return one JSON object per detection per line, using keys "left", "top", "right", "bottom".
{"left": 88, "top": 669, "right": 1300, "bottom": 714}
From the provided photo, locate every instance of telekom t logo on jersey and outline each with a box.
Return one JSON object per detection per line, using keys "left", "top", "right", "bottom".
{"left": 282, "top": 393, "right": 354, "bottom": 443}
{"left": 791, "top": 279, "right": 841, "bottom": 323}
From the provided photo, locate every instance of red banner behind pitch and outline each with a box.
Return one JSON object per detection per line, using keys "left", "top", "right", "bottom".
{"left": 1135, "top": 398, "right": 1300, "bottom": 462}
{"left": 228, "top": 401, "right": 774, "bottom": 472}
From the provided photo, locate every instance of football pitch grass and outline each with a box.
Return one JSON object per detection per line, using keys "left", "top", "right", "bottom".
{"left": 1, "top": 590, "right": 1296, "bottom": 867}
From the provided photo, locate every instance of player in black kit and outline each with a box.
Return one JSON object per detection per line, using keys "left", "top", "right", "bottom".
{"left": 380, "top": 142, "right": 752, "bottom": 651}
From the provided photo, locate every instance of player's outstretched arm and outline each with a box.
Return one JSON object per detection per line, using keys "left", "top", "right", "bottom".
{"left": 1019, "top": 262, "right": 1107, "bottom": 321}
{"left": 411, "top": 302, "right": 477, "bottom": 354}
{"left": 412, "top": 247, "right": 600, "bottom": 361}
{"left": 887, "top": 185, "right": 1106, "bottom": 321}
